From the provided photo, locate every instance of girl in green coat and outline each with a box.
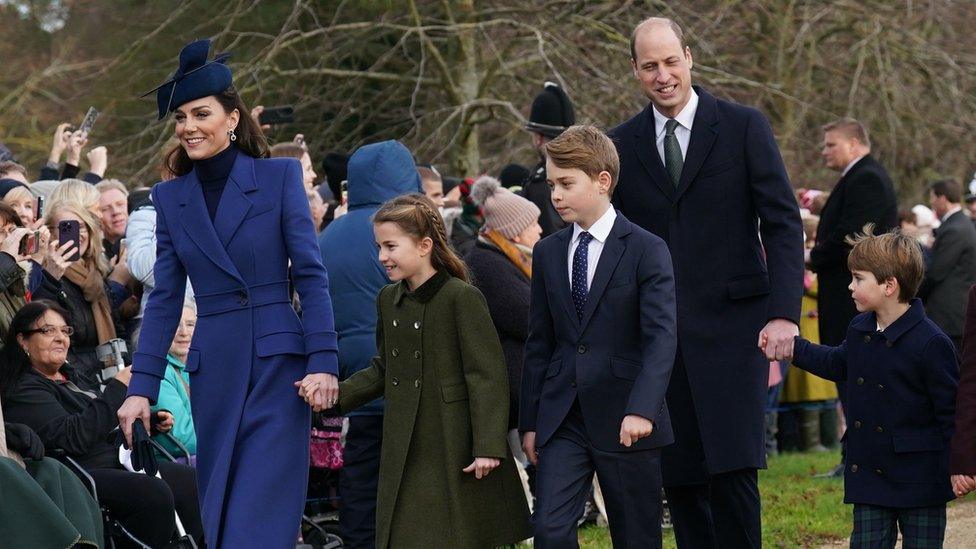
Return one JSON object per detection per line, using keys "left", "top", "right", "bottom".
{"left": 333, "top": 194, "right": 531, "bottom": 548}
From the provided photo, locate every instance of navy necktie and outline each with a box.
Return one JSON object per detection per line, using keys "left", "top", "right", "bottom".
{"left": 572, "top": 232, "right": 594, "bottom": 320}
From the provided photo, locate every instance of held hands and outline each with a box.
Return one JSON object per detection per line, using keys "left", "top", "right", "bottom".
{"left": 117, "top": 395, "right": 150, "bottom": 449}
{"left": 294, "top": 373, "right": 339, "bottom": 412}
{"left": 952, "top": 474, "right": 976, "bottom": 498}
{"left": 521, "top": 431, "right": 538, "bottom": 466}
{"left": 463, "top": 457, "right": 500, "bottom": 479}
{"left": 620, "top": 414, "right": 653, "bottom": 447}
{"left": 758, "top": 318, "right": 799, "bottom": 361}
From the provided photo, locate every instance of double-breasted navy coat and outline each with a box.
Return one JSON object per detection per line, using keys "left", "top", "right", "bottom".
{"left": 609, "top": 86, "right": 804, "bottom": 483}
{"left": 128, "top": 153, "right": 339, "bottom": 548}
{"left": 792, "top": 300, "right": 958, "bottom": 507}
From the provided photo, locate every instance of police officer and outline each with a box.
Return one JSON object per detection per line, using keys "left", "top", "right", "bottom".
{"left": 522, "top": 82, "right": 575, "bottom": 237}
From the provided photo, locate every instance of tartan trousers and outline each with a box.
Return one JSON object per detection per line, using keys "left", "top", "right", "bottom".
{"left": 851, "top": 504, "right": 946, "bottom": 548}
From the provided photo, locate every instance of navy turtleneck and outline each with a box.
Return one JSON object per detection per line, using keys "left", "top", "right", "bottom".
{"left": 195, "top": 144, "right": 238, "bottom": 222}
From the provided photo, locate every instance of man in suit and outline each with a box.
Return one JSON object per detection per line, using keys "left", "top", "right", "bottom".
{"left": 609, "top": 18, "right": 804, "bottom": 548}
{"left": 521, "top": 125, "right": 677, "bottom": 548}
{"left": 919, "top": 179, "right": 976, "bottom": 351}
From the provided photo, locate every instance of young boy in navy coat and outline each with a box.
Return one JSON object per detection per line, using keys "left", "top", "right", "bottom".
{"left": 773, "top": 229, "right": 958, "bottom": 547}
{"left": 520, "top": 125, "right": 677, "bottom": 548}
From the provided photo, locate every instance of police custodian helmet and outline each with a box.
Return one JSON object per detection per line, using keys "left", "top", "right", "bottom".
{"left": 525, "top": 82, "right": 576, "bottom": 139}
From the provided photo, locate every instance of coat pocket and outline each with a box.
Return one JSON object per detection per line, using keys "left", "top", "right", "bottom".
{"left": 889, "top": 434, "right": 946, "bottom": 484}
{"left": 892, "top": 434, "right": 943, "bottom": 453}
{"left": 545, "top": 359, "right": 562, "bottom": 379}
{"left": 441, "top": 382, "right": 469, "bottom": 403}
{"left": 610, "top": 357, "right": 642, "bottom": 381}
{"left": 184, "top": 349, "right": 201, "bottom": 373}
{"left": 255, "top": 331, "right": 305, "bottom": 358}
{"left": 727, "top": 273, "right": 771, "bottom": 300}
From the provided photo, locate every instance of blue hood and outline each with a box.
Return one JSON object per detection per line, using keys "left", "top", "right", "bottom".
{"left": 346, "top": 140, "right": 422, "bottom": 207}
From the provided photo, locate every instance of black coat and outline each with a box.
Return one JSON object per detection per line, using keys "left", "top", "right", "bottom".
{"left": 610, "top": 86, "right": 804, "bottom": 480}
{"left": 918, "top": 210, "right": 976, "bottom": 338}
{"left": 520, "top": 161, "right": 566, "bottom": 238}
{"left": 465, "top": 240, "right": 530, "bottom": 429}
{"left": 809, "top": 155, "right": 898, "bottom": 345}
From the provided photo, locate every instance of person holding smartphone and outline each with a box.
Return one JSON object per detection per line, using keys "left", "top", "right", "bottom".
{"left": 116, "top": 39, "right": 340, "bottom": 549}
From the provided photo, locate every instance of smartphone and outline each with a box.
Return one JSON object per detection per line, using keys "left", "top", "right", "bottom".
{"left": 258, "top": 106, "right": 294, "bottom": 126}
{"left": 35, "top": 196, "right": 44, "bottom": 219}
{"left": 340, "top": 180, "right": 348, "bottom": 205}
{"left": 58, "top": 220, "right": 81, "bottom": 261}
{"left": 79, "top": 107, "right": 100, "bottom": 135}
{"left": 18, "top": 230, "right": 39, "bottom": 256}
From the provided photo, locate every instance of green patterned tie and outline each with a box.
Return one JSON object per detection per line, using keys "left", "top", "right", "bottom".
{"left": 664, "top": 118, "right": 683, "bottom": 186}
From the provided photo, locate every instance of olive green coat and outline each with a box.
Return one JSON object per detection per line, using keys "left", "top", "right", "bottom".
{"left": 339, "top": 271, "right": 531, "bottom": 548}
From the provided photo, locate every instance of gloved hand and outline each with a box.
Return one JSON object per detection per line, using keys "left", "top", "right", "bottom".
{"left": 4, "top": 422, "right": 45, "bottom": 460}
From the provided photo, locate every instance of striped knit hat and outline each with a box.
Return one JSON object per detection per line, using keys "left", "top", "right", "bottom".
{"left": 470, "top": 175, "right": 540, "bottom": 239}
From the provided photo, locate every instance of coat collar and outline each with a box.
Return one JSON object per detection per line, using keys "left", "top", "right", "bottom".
{"left": 851, "top": 298, "right": 926, "bottom": 343}
{"left": 393, "top": 270, "right": 451, "bottom": 305}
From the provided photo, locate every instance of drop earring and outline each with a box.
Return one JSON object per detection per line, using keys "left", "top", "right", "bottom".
{"left": 228, "top": 129, "right": 237, "bottom": 142}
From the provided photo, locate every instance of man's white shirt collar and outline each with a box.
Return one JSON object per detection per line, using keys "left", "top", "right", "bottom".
{"left": 572, "top": 206, "right": 617, "bottom": 244}
{"left": 654, "top": 89, "right": 699, "bottom": 138}
{"left": 942, "top": 205, "right": 963, "bottom": 223}
{"left": 841, "top": 154, "right": 867, "bottom": 177}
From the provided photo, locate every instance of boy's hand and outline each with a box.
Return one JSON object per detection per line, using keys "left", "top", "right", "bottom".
{"left": 521, "top": 431, "right": 538, "bottom": 466}
{"left": 952, "top": 474, "right": 976, "bottom": 497}
{"left": 759, "top": 319, "right": 798, "bottom": 361}
{"left": 462, "top": 457, "right": 500, "bottom": 479}
{"left": 619, "top": 414, "right": 653, "bottom": 447}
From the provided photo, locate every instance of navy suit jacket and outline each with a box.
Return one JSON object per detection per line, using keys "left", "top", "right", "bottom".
{"left": 520, "top": 212, "right": 677, "bottom": 452}
{"left": 609, "top": 86, "right": 803, "bottom": 475}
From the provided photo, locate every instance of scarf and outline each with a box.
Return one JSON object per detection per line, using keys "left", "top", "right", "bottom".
{"left": 64, "top": 259, "right": 115, "bottom": 344}
{"left": 483, "top": 230, "right": 532, "bottom": 279}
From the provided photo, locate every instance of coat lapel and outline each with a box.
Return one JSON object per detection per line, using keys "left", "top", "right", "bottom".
{"left": 674, "top": 86, "right": 718, "bottom": 202}
{"left": 632, "top": 104, "right": 676, "bottom": 202}
{"left": 179, "top": 170, "right": 243, "bottom": 282}
{"left": 214, "top": 153, "right": 257, "bottom": 248}
{"left": 579, "top": 215, "right": 629, "bottom": 331}
{"left": 550, "top": 227, "right": 579, "bottom": 329}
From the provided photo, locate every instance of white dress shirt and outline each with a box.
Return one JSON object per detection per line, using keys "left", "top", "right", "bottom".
{"left": 568, "top": 207, "right": 618, "bottom": 289}
{"left": 653, "top": 88, "right": 699, "bottom": 163}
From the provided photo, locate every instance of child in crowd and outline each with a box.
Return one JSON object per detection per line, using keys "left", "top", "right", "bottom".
{"left": 768, "top": 228, "right": 958, "bottom": 547}
{"left": 332, "top": 194, "right": 530, "bottom": 548}
{"left": 520, "top": 125, "right": 677, "bottom": 548}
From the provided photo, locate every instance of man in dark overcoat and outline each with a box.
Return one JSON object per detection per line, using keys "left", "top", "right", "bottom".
{"left": 609, "top": 18, "right": 804, "bottom": 548}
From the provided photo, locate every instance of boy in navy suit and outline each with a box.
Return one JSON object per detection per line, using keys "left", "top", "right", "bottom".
{"left": 520, "top": 125, "right": 677, "bottom": 548}
{"left": 771, "top": 229, "right": 958, "bottom": 547}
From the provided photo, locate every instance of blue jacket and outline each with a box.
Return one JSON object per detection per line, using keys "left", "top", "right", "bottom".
{"left": 792, "top": 299, "right": 958, "bottom": 508}
{"left": 520, "top": 212, "right": 677, "bottom": 452}
{"left": 318, "top": 140, "right": 421, "bottom": 416}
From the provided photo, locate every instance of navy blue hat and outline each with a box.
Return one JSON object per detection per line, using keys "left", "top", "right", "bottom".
{"left": 526, "top": 81, "right": 575, "bottom": 138}
{"left": 0, "top": 178, "right": 28, "bottom": 199}
{"left": 143, "top": 39, "right": 233, "bottom": 120}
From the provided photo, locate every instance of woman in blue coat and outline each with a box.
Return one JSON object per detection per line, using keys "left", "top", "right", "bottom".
{"left": 117, "top": 40, "right": 340, "bottom": 548}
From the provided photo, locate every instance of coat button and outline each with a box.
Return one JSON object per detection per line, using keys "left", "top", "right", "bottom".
{"left": 875, "top": 426, "right": 884, "bottom": 433}
{"left": 856, "top": 377, "right": 864, "bottom": 385}
{"left": 578, "top": 345, "right": 587, "bottom": 354}
{"left": 392, "top": 348, "right": 399, "bottom": 357}
{"left": 392, "top": 377, "right": 399, "bottom": 386}
{"left": 863, "top": 335, "right": 871, "bottom": 343}
{"left": 850, "top": 464, "right": 859, "bottom": 472}
{"left": 875, "top": 468, "right": 883, "bottom": 475}
{"left": 414, "top": 351, "right": 421, "bottom": 359}
{"left": 884, "top": 340, "right": 893, "bottom": 348}
{"left": 414, "top": 321, "right": 421, "bottom": 329}
{"left": 877, "top": 384, "right": 885, "bottom": 391}
{"left": 238, "top": 291, "right": 249, "bottom": 306}
{"left": 414, "top": 379, "right": 421, "bottom": 388}
{"left": 854, "top": 420, "right": 862, "bottom": 428}
{"left": 393, "top": 319, "right": 399, "bottom": 327}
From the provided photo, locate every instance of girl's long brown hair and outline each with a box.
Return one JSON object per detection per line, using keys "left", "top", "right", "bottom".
{"left": 374, "top": 194, "right": 469, "bottom": 283}
{"left": 164, "top": 86, "right": 269, "bottom": 177}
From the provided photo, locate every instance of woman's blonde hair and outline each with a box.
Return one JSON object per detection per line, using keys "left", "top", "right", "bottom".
{"left": 373, "top": 193, "right": 469, "bottom": 283}
{"left": 45, "top": 200, "right": 108, "bottom": 275}
{"left": 49, "top": 179, "right": 100, "bottom": 212}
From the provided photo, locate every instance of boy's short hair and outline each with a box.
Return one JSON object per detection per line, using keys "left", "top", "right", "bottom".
{"left": 846, "top": 225, "right": 924, "bottom": 303}
{"left": 543, "top": 124, "right": 620, "bottom": 196}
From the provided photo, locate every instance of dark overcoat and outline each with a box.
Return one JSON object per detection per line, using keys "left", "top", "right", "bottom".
{"left": 950, "top": 284, "right": 976, "bottom": 474}
{"left": 809, "top": 154, "right": 898, "bottom": 346}
{"left": 609, "top": 86, "right": 804, "bottom": 482}
{"left": 793, "top": 300, "right": 957, "bottom": 507}
{"left": 918, "top": 209, "right": 976, "bottom": 339}
{"left": 338, "top": 272, "right": 531, "bottom": 548}
{"left": 128, "top": 154, "right": 340, "bottom": 548}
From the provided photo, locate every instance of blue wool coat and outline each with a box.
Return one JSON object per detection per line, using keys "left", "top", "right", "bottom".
{"left": 792, "top": 299, "right": 958, "bottom": 508}
{"left": 128, "top": 153, "right": 339, "bottom": 548}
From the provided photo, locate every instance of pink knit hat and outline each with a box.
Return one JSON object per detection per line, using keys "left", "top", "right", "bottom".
{"left": 470, "top": 175, "right": 541, "bottom": 239}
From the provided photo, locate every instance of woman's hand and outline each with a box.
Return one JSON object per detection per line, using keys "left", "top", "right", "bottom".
{"left": 42, "top": 239, "right": 76, "bottom": 280}
{"left": 31, "top": 223, "right": 51, "bottom": 264}
{"left": 49, "top": 123, "right": 71, "bottom": 164}
{"left": 294, "top": 373, "right": 339, "bottom": 412}
{"left": 117, "top": 395, "right": 150, "bottom": 448}
{"left": 462, "top": 457, "right": 500, "bottom": 479}
{"left": 86, "top": 145, "right": 108, "bottom": 177}
{"left": 0, "top": 227, "right": 31, "bottom": 262}
{"left": 108, "top": 248, "right": 133, "bottom": 285}
{"left": 65, "top": 129, "right": 87, "bottom": 166}
{"left": 153, "top": 411, "right": 175, "bottom": 434}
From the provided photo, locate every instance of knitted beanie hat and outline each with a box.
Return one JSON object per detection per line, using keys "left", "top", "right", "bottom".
{"left": 470, "top": 175, "right": 540, "bottom": 239}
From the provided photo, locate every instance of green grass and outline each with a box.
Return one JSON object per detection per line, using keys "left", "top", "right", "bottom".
{"left": 525, "top": 451, "right": 849, "bottom": 548}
